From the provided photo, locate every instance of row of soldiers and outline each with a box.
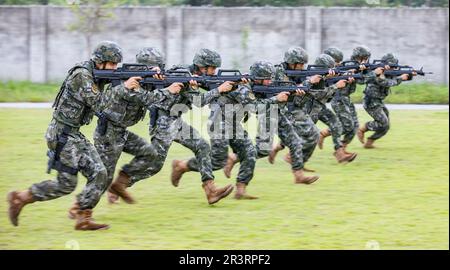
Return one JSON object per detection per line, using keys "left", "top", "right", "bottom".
{"left": 7, "top": 41, "right": 415, "bottom": 230}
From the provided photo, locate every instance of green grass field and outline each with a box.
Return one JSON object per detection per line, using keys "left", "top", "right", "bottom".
{"left": 0, "top": 108, "right": 448, "bottom": 250}
{"left": 0, "top": 81, "right": 448, "bottom": 104}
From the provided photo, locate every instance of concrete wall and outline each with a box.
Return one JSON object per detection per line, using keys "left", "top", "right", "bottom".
{"left": 0, "top": 6, "right": 448, "bottom": 84}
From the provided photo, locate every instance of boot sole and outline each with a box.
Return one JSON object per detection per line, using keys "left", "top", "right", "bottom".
{"left": 208, "top": 185, "right": 234, "bottom": 205}
{"left": 75, "top": 225, "right": 110, "bottom": 231}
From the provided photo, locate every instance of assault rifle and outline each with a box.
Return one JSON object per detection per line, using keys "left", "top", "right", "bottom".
{"left": 252, "top": 81, "right": 310, "bottom": 98}
{"left": 93, "top": 64, "right": 256, "bottom": 90}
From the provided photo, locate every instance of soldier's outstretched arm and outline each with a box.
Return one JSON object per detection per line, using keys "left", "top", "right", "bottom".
{"left": 375, "top": 75, "right": 403, "bottom": 88}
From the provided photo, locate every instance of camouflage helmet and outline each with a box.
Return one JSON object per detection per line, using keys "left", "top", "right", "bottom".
{"left": 351, "top": 45, "right": 371, "bottom": 61}
{"left": 91, "top": 41, "right": 123, "bottom": 64}
{"left": 284, "top": 46, "right": 308, "bottom": 64}
{"left": 381, "top": 53, "right": 399, "bottom": 65}
{"left": 324, "top": 47, "right": 344, "bottom": 63}
{"left": 193, "top": 48, "right": 222, "bottom": 67}
{"left": 249, "top": 61, "right": 275, "bottom": 78}
{"left": 314, "top": 54, "right": 336, "bottom": 68}
{"left": 136, "top": 47, "right": 165, "bottom": 68}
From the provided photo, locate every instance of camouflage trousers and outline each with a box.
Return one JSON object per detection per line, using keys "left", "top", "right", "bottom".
{"left": 289, "top": 110, "right": 320, "bottom": 164}
{"left": 30, "top": 120, "right": 108, "bottom": 210}
{"left": 255, "top": 111, "right": 304, "bottom": 171}
{"left": 311, "top": 103, "right": 343, "bottom": 150}
{"left": 363, "top": 97, "right": 390, "bottom": 140}
{"left": 188, "top": 121, "right": 257, "bottom": 184}
{"left": 136, "top": 115, "right": 214, "bottom": 184}
{"left": 93, "top": 120, "right": 157, "bottom": 187}
{"left": 331, "top": 95, "right": 359, "bottom": 145}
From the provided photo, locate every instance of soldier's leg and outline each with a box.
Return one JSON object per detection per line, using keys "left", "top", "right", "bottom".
{"left": 101, "top": 130, "right": 158, "bottom": 204}
{"left": 93, "top": 125, "right": 127, "bottom": 188}
{"left": 255, "top": 112, "right": 276, "bottom": 159}
{"left": 318, "top": 108, "right": 343, "bottom": 151}
{"left": 68, "top": 134, "right": 110, "bottom": 230}
{"left": 30, "top": 172, "right": 78, "bottom": 202}
{"left": 331, "top": 97, "right": 356, "bottom": 145}
{"left": 75, "top": 136, "right": 108, "bottom": 210}
{"left": 365, "top": 101, "right": 390, "bottom": 141}
{"left": 121, "top": 131, "right": 157, "bottom": 182}
{"left": 277, "top": 115, "right": 304, "bottom": 171}
{"left": 343, "top": 100, "right": 359, "bottom": 145}
{"left": 171, "top": 122, "right": 234, "bottom": 204}
{"left": 175, "top": 122, "right": 215, "bottom": 182}
{"left": 93, "top": 126, "right": 126, "bottom": 204}
{"left": 229, "top": 131, "right": 258, "bottom": 199}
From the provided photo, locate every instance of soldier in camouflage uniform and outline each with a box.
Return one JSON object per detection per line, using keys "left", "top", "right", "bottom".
{"left": 69, "top": 47, "right": 180, "bottom": 208}
{"left": 320, "top": 46, "right": 375, "bottom": 152}
{"left": 357, "top": 53, "right": 413, "bottom": 148}
{"left": 7, "top": 41, "right": 127, "bottom": 230}
{"left": 224, "top": 47, "right": 320, "bottom": 183}
{"left": 274, "top": 53, "right": 356, "bottom": 163}
{"left": 114, "top": 48, "right": 235, "bottom": 205}
{"left": 269, "top": 48, "right": 355, "bottom": 166}
{"left": 175, "top": 60, "right": 317, "bottom": 198}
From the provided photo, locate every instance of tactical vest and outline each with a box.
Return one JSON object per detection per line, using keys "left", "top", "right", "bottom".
{"left": 52, "top": 61, "right": 97, "bottom": 128}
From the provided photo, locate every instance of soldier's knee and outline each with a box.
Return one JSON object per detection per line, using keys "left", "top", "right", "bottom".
{"left": 58, "top": 173, "right": 78, "bottom": 195}
{"left": 197, "top": 139, "right": 211, "bottom": 154}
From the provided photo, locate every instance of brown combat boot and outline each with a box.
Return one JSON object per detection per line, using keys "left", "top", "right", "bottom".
{"left": 364, "top": 139, "right": 376, "bottom": 149}
{"left": 7, "top": 190, "right": 35, "bottom": 226}
{"left": 75, "top": 209, "right": 109, "bottom": 231}
{"left": 106, "top": 191, "right": 119, "bottom": 204}
{"left": 202, "top": 180, "right": 234, "bottom": 205}
{"left": 268, "top": 144, "right": 284, "bottom": 164}
{"left": 318, "top": 129, "right": 331, "bottom": 149}
{"left": 357, "top": 124, "right": 368, "bottom": 144}
{"left": 334, "top": 147, "right": 355, "bottom": 163}
{"left": 68, "top": 201, "right": 80, "bottom": 219}
{"left": 341, "top": 143, "right": 357, "bottom": 162}
{"left": 108, "top": 171, "right": 136, "bottom": 204}
{"left": 293, "top": 169, "right": 319, "bottom": 185}
{"left": 223, "top": 153, "right": 238, "bottom": 178}
{"left": 234, "top": 182, "right": 258, "bottom": 200}
{"left": 171, "top": 160, "right": 190, "bottom": 187}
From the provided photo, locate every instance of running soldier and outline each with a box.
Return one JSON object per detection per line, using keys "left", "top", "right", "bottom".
{"left": 7, "top": 41, "right": 128, "bottom": 230}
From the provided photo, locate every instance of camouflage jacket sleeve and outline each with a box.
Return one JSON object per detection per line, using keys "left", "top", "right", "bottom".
{"left": 127, "top": 86, "right": 175, "bottom": 107}
{"left": 185, "top": 87, "right": 221, "bottom": 107}
{"left": 357, "top": 70, "right": 377, "bottom": 84}
{"left": 302, "top": 79, "right": 337, "bottom": 102}
{"left": 375, "top": 75, "right": 403, "bottom": 88}
{"left": 70, "top": 68, "right": 103, "bottom": 113}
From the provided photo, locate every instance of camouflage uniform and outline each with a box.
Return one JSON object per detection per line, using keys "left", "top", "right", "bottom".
{"left": 330, "top": 69, "right": 376, "bottom": 144}
{"left": 363, "top": 53, "right": 403, "bottom": 141}
{"left": 305, "top": 54, "right": 344, "bottom": 151}
{"left": 94, "top": 47, "right": 170, "bottom": 189}
{"left": 273, "top": 50, "right": 319, "bottom": 165}
{"left": 133, "top": 65, "right": 220, "bottom": 184}
{"left": 325, "top": 47, "right": 373, "bottom": 145}
{"left": 94, "top": 84, "right": 169, "bottom": 189}
{"left": 30, "top": 42, "right": 124, "bottom": 210}
{"left": 188, "top": 81, "right": 283, "bottom": 184}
